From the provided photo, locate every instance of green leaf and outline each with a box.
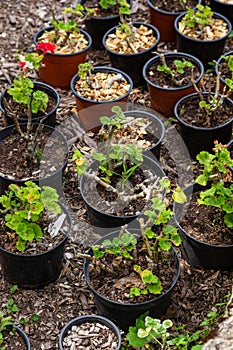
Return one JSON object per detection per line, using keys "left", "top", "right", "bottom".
{"left": 172, "top": 186, "right": 187, "bottom": 204}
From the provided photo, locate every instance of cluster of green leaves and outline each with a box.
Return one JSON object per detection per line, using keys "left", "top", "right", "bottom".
{"left": 7, "top": 53, "right": 48, "bottom": 116}
{"left": 222, "top": 54, "right": 233, "bottom": 92}
{"left": 196, "top": 141, "right": 233, "bottom": 228}
{"left": 130, "top": 265, "right": 163, "bottom": 297}
{"left": 100, "top": 105, "right": 126, "bottom": 130}
{"left": 157, "top": 58, "right": 194, "bottom": 77}
{"left": 100, "top": 0, "right": 131, "bottom": 15}
{"left": 77, "top": 62, "right": 94, "bottom": 87}
{"left": 0, "top": 312, "right": 13, "bottom": 349}
{"left": 0, "top": 181, "right": 61, "bottom": 251}
{"left": 183, "top": 4, "right": 213, "bottom": 28}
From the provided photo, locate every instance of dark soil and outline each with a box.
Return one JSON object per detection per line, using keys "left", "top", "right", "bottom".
{"left": 179, "top": 191, "right": 233, "bottom": 246}
{"left": 0, "top": 0, "right": 233, "bottom": 349}
{"left": 177, "top": 94, "right": 233, "bottom": 127}
{"left": 145, "top": 55, "right": 202, "bottom": 88}
{"left": 2, "top": 326, "right": 28, "bottom": 350}
{"left": 149, "top": 0, "right": 199, "bottom": 12}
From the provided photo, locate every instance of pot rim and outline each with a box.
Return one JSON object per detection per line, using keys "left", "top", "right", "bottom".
{"left": 102, "top": 22, "right": 160, "bottom": 57}
{"left": 215, "top": 50, "right": 233, "bottom": 84}
{"left": 84, "top": 229, "right": 180, "bottom": 307}
{"left": 174, "top": 11, "right": 232, "bottom": 43}
{"left": 33, "top": 26, "right": 92, "bottom": 57}
{"left": 12, "top": 325, "right": 31, "bottom": 349}
{"left": 173, "top": 182, "right": 233, "bottom": 248}
{"left": 146, "top": 0, "right": 202, "bottom": 16}
{"left": 142, "top": 52, "right": 204, "bottom": 91}
{"left": 80, "top": 154, "right": 166, "bottom": 220}
{"left": 58, "top": 314, "right": 121, "bottom": 350}
{"left": 174, "top": 91, "right": 233, "bottom": 130}
{"left": 70, "top": 66, "right": 133, "bottom": 103}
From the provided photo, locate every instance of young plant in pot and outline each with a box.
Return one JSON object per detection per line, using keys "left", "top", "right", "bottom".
{"left": 73, "top": 136, "right": 166, "bottom": 230}
{"left": 216, "top": 50, "right": 233, "bottom": 99}
{"left": 142, "top": 51, "right": 204, "bottom": 117}
{"left": 0, "top": 310, "right": 30, "bottom": 349}
{"left": 174, "top": 71, "right": 233, "bottom": 158}
{"left": 97, "top": 105, "right": 165, "bottom": 160}
{"left": 70, "top": 62, "right": 133, "bottom": 132}
{"left": 34, "top": 3, "right": 92, "bottom": 88}
{"left": 83, "top": 0, "right": 132, "bottom": 49}
{"left": 173, "top": 141, "right": 233, "bottom": 270}
{"left": 146, "top": 0, "right": 201, "bottom": 42}
{"left": 0, "top": 181, "right": 72, "bottom": 288}
{"left": 174, "top": 4, "right": 232, "bottom": 68}
{"left": 59, "top": 314, "right": 121, "bottom": 350}
{"left": 0, "top": 52, "right": 60, "bottom": 127}
{"left": 81, "top": 179, "right": 186, "bottom": 330}
{"left": 102, "top": 17, "right": 160, "bottom": 86}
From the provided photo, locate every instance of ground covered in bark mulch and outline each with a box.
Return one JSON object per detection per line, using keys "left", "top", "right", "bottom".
{"left": 0, "top": 1, "right": 233, "bottom": 349}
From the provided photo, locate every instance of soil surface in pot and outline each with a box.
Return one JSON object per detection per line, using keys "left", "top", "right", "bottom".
{"left": 84, "top": 0, "right": 121, "bottom": 18}
{"left": 37, "top": 30, "right": 89, "bottom": 54}
{"left": 89, "top": 236, "right": 176, "bottom": 304}
{"left": 97, "top": 116, "right": 160, "bottom": 151}
{"left": 145, "top": 55, "right": 201, "bottom": 88}
{"left": 0, "top": 126, "right": 67, "bottom": 180}
{"left": 177, "top": 94, "right": 233, "bottom": 127}
{"left": 83, "top": 162, "right": 162, "bottom": 216}
{"left": 0, "top": 208, "right": 69, "bottom": 254}
{"left": 2, "top": 92, "right": 57, "bottom": 120}
{"left": 180, "top": 191, "right": 233, "bottom": 245}
{"left": 104, "top": 24, "right": 157, "bottom": 54}
{"left": 2, "top": 327, "right": 27, "bottom": 350}
{"left": 62, "top": 321, "right": 118, "bottom": 349}
{"left": 178, "top": 17, "right": 228, "bottom": 40}
{"left": 74, "top": 72, "right": 131, "bottom": 101}
{"left": 149, "top": 0, "right": 198, "bottom": 12}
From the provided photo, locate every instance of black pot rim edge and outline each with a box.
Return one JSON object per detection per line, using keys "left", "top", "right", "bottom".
{"left": 84, "top": 230, "right": 180, "bottom": 307}
{"left": 174, "top": 11, "right": 232, "bottom": 43}
{"left": 142, "top": 52, "right": 204, "bottom": 91}
{"left": 216, "top": 50, "right": 233, "bottom": 85}
{"left": 102, "top": 22, "right": 160, "bottom": 58}
{"left": 173, "top": 182, "right": 233, "bottom": 248}
{"left": 146, "top": 0, "right": 202, "bottom": 16}
{"left": 33, "top": 26, "right": 92, "bottom": 57}
{"left": 58, "top": 314, "right": 121, "bottom": 349}
{"left": 174, "top": 92, "right": 233, "bottom": 131}
{"left": 70, "top": 66, "right": 133, "bottom": 103}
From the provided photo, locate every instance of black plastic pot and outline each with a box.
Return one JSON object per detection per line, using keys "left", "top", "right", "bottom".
{"left": 83, "top": 0, "right": 132, "bottom": 49}
{"left": 215, "top": 50, "right": 233, "bottom": 98}
{"left": 59, "top": 315, "right": 121, "bottom": 350}
{"left": 210, "top": 0, "right": 233, "bottom": 25}
{"left": 105, "top": 109, "right": 165, "bottom": 159}
{"left": 0, "top": 81, "right": 60, "bottom": 127}
{"left": 102, "top": 22, "right": 160, "bottom": 87}
{"left": 173, "top": 182, "right": 233, "bottom": 270}
{"left": 174, "top": 12, "right": 232, "bottom": 68}
{"left": 70, "top": 66, "right": 133, "bottom": 132}
{"left": 84, "top": 230, "right": 180, "bottom": 331}
{"left": 142, "top": 52, "right": 204, "bottom": 118}
{"left": 0, "top": 202, "right": 72, "bottom": 288}
{"left": 227, "top": 139, "right": 233, "bottom": 173}
{"left": 174, "top": 92, "right": 233, "bottom": 159}
{"left": 0, "top": 123, "right": 69, "bottom": 196}
{"left": 80, "top": 155, "right": 166, "bottom": 229}
{"left": 7, "top": 325, "right": 31, "bottom": 349}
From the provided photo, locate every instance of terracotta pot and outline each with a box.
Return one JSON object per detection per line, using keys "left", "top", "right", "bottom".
{"left": 173, "top": 182, "right": 233, "bottom": 270}
{"left": 70, "top": 66, "right": 133, "bottom": 132}
{"left": 0, "top": 202, "right": 72, "bottom": 288}
{"left": 34, "top": 26, "right": 92, "bottom": 88}
{"left": 102, "top": 22, "right": 160, "bottom": 87}
{"left": 210, "top": 0, "right": 233, "bottom": 25}
{"left": 84, "top": 230, "right": 180, "bottom": 331}
{"left": 174, "top": 92, "right": 233, "bottom": 159}
{"left": 142, "top": 52, "right": 204, "bottom": 118}
{"left": 146, "top": 0, "right": 201, "bottom": 42}
{"left": 83, "top": 0, "right": 132, "bottom": 49}
{"left": 174, "top": 12, "right": 232, "bottom": 68}
{"left": 59, "top": 315, "right": 121, "bottom": 350}
{"left": 0, "top": 81, "right": 60, "bottom": 127}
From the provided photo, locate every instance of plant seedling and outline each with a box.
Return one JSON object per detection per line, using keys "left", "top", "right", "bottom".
{"left": 0, "top": 312, "right": 13, "bottom": 349}
{"left": 0, "top": 181, "right": 61, "bottom": 251}
{"left": 183, "top": 4, "right": 213, "bottom": 28}
{"left": 195, "top": 141, "right": 233, "bottom": 228}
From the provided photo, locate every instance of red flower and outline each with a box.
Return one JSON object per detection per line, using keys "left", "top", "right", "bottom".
{"left": 36, "top": 42, "right": 56, "bottom": 54}
{"left": 19, "top": 61, "right": 26, "bottom": 68}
